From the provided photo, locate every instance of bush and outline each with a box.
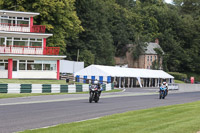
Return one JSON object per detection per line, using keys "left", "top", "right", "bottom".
{"left": 185, "top": 72, "right": 200, "bottom": 82}
{"left": 168, "top": 72, "right": 187, "bottom": 80}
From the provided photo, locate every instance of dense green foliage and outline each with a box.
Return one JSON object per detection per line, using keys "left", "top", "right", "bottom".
{"left": 1, "top": 0, "right": 200, "bottom": 74}
{"left": 168, "top": 72, "right": 187, "bottom": 80}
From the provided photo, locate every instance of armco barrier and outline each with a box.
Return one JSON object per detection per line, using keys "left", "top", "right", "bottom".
{"left": 0, "top": 83, "right": 114, "bottom": 94}
{"left": 0, "top": 84, "right": 7, "bottom": 93}
{"left": 21, "top": 84, "right": 32, "bottom": 93}
{"left": 177, "top": 83, "right": 200, "bottom": 92}
{"left": 168, "top": 84, "right": 179, "bottom": 90}
{"left": 60, "top": 85, "right": 68, "bottom": 93}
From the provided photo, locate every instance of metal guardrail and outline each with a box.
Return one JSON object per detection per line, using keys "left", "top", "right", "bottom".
{"left": 168, "top": 83, "right": 179, "bottom": 90}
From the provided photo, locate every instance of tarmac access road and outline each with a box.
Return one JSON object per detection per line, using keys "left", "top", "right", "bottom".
{"left": 0, "top": 88, "right": 200, "bottom": 133}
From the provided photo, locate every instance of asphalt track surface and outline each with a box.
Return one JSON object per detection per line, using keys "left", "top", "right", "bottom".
{"left": 0, "top": 88, "right": 200, "bottom": 133}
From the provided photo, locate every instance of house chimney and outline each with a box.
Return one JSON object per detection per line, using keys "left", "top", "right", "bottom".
{"left": 155, "top": 38, "right": 159, "bottom": 44}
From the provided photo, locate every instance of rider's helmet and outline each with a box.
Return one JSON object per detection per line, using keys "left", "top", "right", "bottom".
{"left": 163, "top": 82, "right": 166, "bottom": 85}
{"left": 94, "top": 80, "right": 98, "bottom": 85}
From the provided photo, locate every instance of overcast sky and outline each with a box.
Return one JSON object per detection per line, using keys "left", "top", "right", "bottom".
{"left": 165, "top": 0, "right": 173, "bottom": 4}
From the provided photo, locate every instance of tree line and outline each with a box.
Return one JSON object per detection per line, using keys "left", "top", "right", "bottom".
{"left": 1, "top": 0, "right": 200, "bottom": 74}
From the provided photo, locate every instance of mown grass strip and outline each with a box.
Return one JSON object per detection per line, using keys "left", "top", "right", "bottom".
{"left": 174, "top": 80, "right": 185, "bottom": 83}
{"left": 0, "top": 79, "right": 83, "bottom": 85}
{"left": 0, "top": 89, "right": 122, "bottom": 99}
{"left": 22, "top": 101, "right": 200, "bottom": 133}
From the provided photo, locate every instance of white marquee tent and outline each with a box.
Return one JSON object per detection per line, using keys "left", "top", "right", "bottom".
{"left": 74, "top": 65, "right": 174, "bottom": 88}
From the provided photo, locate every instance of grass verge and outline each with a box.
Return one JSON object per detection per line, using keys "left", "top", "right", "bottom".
{"left": 174, "top": 80, "right": 185, "bottom": 83}
{"left": 22, "top": 101, "right": 200, "bottom": 133}
{"left": 0, "top": 79, "right": 78, "bottom": 84}
{"left": 0, "top": 89, "right": 122, "bottom": 99}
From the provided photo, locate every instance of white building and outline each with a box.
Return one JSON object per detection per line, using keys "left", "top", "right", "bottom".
{"left": 0, "top": 10, "right": 66, "bottom": 79}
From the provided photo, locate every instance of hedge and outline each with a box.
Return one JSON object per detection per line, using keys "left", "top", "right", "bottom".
{"left": 168, "top": 72, "right": 187, "bottom": 80}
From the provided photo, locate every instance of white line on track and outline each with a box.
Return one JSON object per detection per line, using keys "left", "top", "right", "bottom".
{"left": 0, "top": 92, "right": 158, "bottom": 106}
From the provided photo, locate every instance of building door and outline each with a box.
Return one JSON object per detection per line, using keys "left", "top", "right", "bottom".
{"left": 12, "top": 60, "right": 18, "bottom": 78}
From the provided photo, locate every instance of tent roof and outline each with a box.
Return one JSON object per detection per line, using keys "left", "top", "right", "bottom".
{"left": 75, "top": 65, "right": 174, "bottom": 79}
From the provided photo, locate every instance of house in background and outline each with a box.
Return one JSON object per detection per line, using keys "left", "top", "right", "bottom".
{"left": 115, "top": 39, "right": 163, "bottom": 69}
{"left": 0, "top": 10, "right": 66, "bottom": 79}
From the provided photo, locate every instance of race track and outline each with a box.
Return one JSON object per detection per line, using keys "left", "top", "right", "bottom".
{"left": 0, "top": 88, "right": 200, "bottom": 133}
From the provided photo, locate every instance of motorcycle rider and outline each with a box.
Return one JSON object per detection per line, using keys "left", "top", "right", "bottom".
{"left": 162, "top": 81, "right": 168, "bottom": 96}
{"left": 91, "top": 80, "right": 102, "bottom": 95}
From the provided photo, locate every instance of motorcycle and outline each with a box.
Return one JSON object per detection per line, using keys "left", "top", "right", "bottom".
{"left": 89, "top": 84, "right": 101, "bottom": 103}
{"left": 159, "top": 85, "right": 167, "bottom": 99}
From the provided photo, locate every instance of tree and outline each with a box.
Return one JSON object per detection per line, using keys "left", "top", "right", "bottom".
{"left": 152, "top": 48, "right": 163, "bottom": 70}
{"left": 79, "top": 50, "right": 95, "bottom": 67}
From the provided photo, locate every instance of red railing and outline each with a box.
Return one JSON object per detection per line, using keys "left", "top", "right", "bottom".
{"left": 0, "top": 23, "right": 29, "bottom": 27}
{"left": 0, "top": 23, "right": 30, "bottom": 32}
{"left": 43, "top": 47, "right": 60, "bottom": 55}
{"left": 0, "top": 45, "right": 59, "bottom": 55}
{"left": 31, "top": 25, "right": 46, "bottom": 33}
{"left": 0, "top": 23, "right": 46, "bottom": 33}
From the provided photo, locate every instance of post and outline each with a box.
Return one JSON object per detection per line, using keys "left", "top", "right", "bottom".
{"left": 128, "top": 77, "right": 130, "bottom": 88}
{"left": 119, "top": 77, "right": 121, "bottom": 88}
{"left": 131, "top": 78, "right": 133, "bottom": 88}
{"left": 77, "top": 49, "right": 79, "bottom": 61}
{"left": 149, "top": 78, "right": 151, "bottom": 87}
{"left": 57, "top": 60, "right": 60, "bottom": 80}
{"left": 8, "top": 59, "right": 13, "bottom": 79}
{"left": 124, "top": 77, "right": 125, "bottom": 88}
{"left": 43, "top": 38, "right": 46, "bottom": 55}
{"left": 30, "top": 17, "right": 33, "bottom": 32}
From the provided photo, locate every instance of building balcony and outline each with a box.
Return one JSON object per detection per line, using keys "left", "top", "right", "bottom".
{"left": 0, "top": 23, "right": 46, "bottom": 33}
{"left": 0, "top": 45, "right": 60, "bottom": 55}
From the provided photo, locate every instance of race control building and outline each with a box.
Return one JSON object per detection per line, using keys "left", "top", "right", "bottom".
{"left": 0, "top": 10, "right": 66, "bottom": 79}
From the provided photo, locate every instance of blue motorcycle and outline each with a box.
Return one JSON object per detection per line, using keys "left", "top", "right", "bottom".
{"left": 159, "top": 85, "right": 167, "bottom": 99}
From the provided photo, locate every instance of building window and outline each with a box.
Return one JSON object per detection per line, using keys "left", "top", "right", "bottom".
{"left": 18, "top": 60, "right": 56, "bottom": 71}
{"left": 27, "top": 64, "right": 42, "bottom": 70}
{"left": 155, "top": 55, "right": 157, "bottom": 60}
{"left": 42, "top": 61, "right": 56, "bottom": 71}
{"left": 147, "top": 56, "right": 149, "bottom": 61}
{"left": 151, "top": 56, "right": 152, "bottom": 62}
{"left": 0, "top": 16, "right": 30, "bottom": 27}
{"left": 19, "top": 60, "right": 26, "bottom": 70}
{"left": 0, "top": 37, "right": 5, "bottom": 46}
{"left": 0, "top": 37, "right": 43, "bottom": 48}
{"left": 0, "top": 60, "right": 8, "bottom": 70}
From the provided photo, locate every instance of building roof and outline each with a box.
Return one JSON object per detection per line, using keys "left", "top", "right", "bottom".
{"left": 0, "top": 31, "right": 53, "bottom": 38}
{"left": 0, "top": 54, "right": 66, "bottom": 60}
{"left": 0, "top": 10, "right": 39, "bottom": 17}
{"left": 145, "top": 42, "right": 162, "bottom": 55}
{"left": 75, "top": 65, "right": 174, "bottom": 79}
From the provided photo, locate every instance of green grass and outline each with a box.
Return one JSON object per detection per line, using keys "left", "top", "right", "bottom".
{"left": 22, "top": 101, "right": 200, "bottom": 133}
{"left": 0, "top": 79, "right": 76, "bottom": 84}
{"left": 0, "top": 89, "right": 122, "bottom": 99}
{"left": 174, "top": 80, "right": 185, "bottom": 83}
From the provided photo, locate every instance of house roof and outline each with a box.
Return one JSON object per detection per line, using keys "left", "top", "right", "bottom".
{"left": 145, "top": 42, "right": 162, "bottom": 55}
{"left": 75, "top": 64, "right": 174, "bottom": 79}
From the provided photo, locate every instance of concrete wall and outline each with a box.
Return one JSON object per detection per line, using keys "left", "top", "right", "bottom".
{"left": 0, "top": 70, "right": 8, "bottom": 78}
{"left": 14, "top": 71, "right": 57, "bottom": 79}
{"left": 178, "top": 83, "right": 200, "bottom": 92}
